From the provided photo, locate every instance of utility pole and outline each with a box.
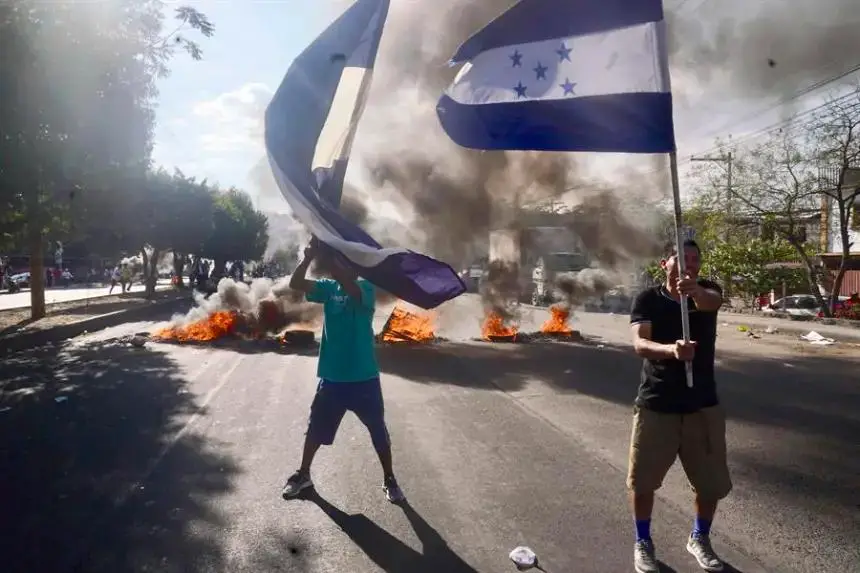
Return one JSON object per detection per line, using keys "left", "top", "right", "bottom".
{"left": 691, "top": 149, "right": 734, "bottom": 297}
{"left": 690, "top": 151, "right": 733, "bottom": 218}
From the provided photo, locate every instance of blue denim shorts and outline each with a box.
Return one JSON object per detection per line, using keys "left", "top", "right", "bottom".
{"left": 306, "top": 377, "right": 390, "bottom": 450}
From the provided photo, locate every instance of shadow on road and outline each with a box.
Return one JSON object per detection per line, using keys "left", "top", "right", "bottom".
{"left": 378, "top": 339, "right": 860, "bottom": 510}
{"left": 305, "top": 489, "right": 479, "bottom": 572}
{"left": 0, "top": 339, "right": 240, "bottom": 573}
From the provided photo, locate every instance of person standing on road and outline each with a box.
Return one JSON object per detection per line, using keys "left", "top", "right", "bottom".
{"left": 627, "top": 239, "right": 729, "bottom": 573}
{"left": 281, "top": 238, "right": 405, "bottom": 503}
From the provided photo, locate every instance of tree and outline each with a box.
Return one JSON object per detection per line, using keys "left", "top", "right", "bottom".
{"left": 163, "top": 170, "right": 215, "bottom": 286}
{"left": 705, "top": 238, "right": 806, "bottom": 305}
{"left": 644, "top": 204, "right": 804, "bottom": 304}
{"left": 0, "top": 1, "right": 213, "bottom": 318}
{"left": 807, "top": 87, "right": 860, "bottom": 309}
{"left": 723, "top": 87, "right": 860, "bottom": 316}
{"left": 202, "top": 188, "right": 269, "bottom": 277}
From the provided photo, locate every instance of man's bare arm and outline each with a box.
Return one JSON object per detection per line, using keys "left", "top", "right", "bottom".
{"left": 691, "top": 287, "right": 723, "bottom": 312}
{"left": 289, "top": 255, "right": 316, "bottom": 293}
{"left": 631, "top": 322, "right": 676, "bottom": 360}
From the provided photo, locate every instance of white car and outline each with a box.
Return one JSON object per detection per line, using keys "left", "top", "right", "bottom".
{"left": 762, "top": 295, "right": 820, "bottom": 317}
{"left": 10, "top": 272, "right": 30, "bottom": 287}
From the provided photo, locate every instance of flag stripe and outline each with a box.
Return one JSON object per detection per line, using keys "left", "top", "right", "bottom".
{"left": 437, "top": 92, "right": 675, "bottom": 153}
{"left": 446, "top": 21, "right": 669, "bottom": 106}
{"left": 268, "top": 151, "right": 405, "bottom": 268}
{"left": 313, "top": 67, "right": 369, "bottom": 172}
{"left": 451, "top": 0, "right": 664, "bottom": 63}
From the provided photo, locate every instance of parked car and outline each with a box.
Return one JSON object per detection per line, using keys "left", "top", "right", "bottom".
{"left": 816, "top": 295, "right": 852, "bottom": 318}
{"left": 762, "top": 294, "right": 830, "bottom": 317}
{"left": 9, "top": 271, "right": 30, "bottom": 288}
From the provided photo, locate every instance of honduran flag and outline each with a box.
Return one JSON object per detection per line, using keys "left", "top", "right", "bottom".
{"left": 264, "top": 0, "right": 466, "bottom": 309}
{"left": 436, "top": 0, "right": 676, "bottom": 154}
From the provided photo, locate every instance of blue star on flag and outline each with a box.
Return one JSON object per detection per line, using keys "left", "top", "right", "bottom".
{"left": 556, "top": 42, "right": 572, "bottom": 61}
{"left": 533, "top": 61, "right": 548, "bottom": 80}
{"left": 510, "top": 49, "right": 523, "bottom": 67}
{"left": 513, "top": 81, "right": 527, "bottom": 98}
{"left": 560, "top": 78, "right": 576, "bottom": 95}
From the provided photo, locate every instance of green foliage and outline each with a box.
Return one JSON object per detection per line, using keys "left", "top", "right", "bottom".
{"left": 644, "top": 205, "right": 805, "bottom": 301}
{"left": 0, "top": 1, "right": 215, "bottom": 311}
{"left": 705, "top": 238, "right": 806, "bottom": 300}
{"left": 202, "top": 188, "right": 269, "bottom": 265}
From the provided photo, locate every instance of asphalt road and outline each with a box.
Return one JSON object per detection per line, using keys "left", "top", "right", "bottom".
{"left": 0, "top": 296, "right": 857, "bottom": 573}
{"left": 0, "top": 280, "right": 171, "bottom": 310}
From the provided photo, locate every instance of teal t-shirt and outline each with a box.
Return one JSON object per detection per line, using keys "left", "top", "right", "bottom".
{"left": 306, "top": 278, "right": 379, "bottom": 382}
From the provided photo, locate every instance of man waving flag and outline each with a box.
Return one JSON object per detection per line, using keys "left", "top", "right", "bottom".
{"left": 436, "top": 3, "right": 735, "bottom": 573}
{"left": 265, "top": 0, "right": 465, "bottom": 309}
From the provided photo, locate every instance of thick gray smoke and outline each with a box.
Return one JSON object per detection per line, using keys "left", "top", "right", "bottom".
{"left": 554, "top": 268, "right": 616, "bottom": 310}
{"left": 165, "top": 277, "right": 321, "bottom": 333}
{"left": 314, "top": 0, "right": 857, "bottom": 317}
{"left": 348, "top": 0, "right": 666, "bottom": 313}
{"left": 479, "top": 260, "right": 521, "bottom": 320}
{"left": 668, "top": 0, "right": 860, "bottom": 98}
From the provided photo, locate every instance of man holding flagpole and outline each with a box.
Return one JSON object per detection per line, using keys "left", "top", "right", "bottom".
{"left": 264, "top": 0, "right": 464, "bottom": 504}
{"left": 434, "top": 0, "right": 732, "bottom": 571}
{"left": 628, "top": 239, "right": 729, "bottom": 572}
{"left": 282, "top": 238, "right": 405, "bottom": 503}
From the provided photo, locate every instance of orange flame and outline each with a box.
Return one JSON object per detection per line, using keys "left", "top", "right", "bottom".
{"left": 381, "top": 305, "right": 435, "bottom": 343}
{"left": 481, "top": 311, "right": 518, "bottom": 341}
{"left": 541, "top": 306, "right": 573, "bottom": 335}
{"left": 153, "top": 310, "right": 239, "bottom": 342}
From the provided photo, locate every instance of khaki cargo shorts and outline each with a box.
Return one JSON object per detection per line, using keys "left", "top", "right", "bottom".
{"left": 626, "top": 404, "right": 733, "bottom": 500}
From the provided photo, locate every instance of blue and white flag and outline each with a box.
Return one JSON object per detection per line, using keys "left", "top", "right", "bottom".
{"left": 436, "top": 0, "right": 675, "bottom": 154}
{"left": 265, "top": 0, "right": 466, "bottom": 309}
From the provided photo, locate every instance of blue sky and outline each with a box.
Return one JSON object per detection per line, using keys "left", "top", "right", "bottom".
{"left": 152, "top": 0, "right": 331, "bottom": 209}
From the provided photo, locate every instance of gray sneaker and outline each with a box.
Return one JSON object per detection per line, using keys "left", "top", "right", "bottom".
{"left": 281, "top": 470, "right": 313, "bottom": 499}
{"left": 383, "top": 475, "right": 405, "bottom": 503}
{"left": 687, "top": 533, "right": 725, "bottom": 572}
{"left": 634, "top": 539, "right": 660, "bottom": 573}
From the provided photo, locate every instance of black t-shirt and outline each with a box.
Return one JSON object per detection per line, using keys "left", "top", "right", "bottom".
{"left": 629, "top": 280, "right": 722, "bottom": 414}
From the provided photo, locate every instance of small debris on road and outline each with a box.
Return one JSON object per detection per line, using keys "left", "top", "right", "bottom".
{"left": 765, "top": 325, "right": 778, "bottom": 334}
{"left": 800, "top": 331, "right": 836, "bottom": 345}
{"left": 54, "top": 396, "right": 68, "bottom": 403}
{"left": 509, "top": 546, "right": 543, "bottom": 571}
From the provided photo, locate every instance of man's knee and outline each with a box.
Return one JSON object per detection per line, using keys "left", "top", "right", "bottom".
{"left": 681, "top": 406, "right": 732, "bottom": 500}
{"left": 626, "top": 407, "right": 680, "bottom": 493}
{"left": 307, "top": 382, "right": 346, "bottom": 446}
{"left": 367, "top": 422, "right": 390, "bottom": 453}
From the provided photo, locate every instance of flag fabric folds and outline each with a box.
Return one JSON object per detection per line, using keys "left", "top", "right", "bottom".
{"left": 436, "top": 0, "right": 675, "bottom": 154}
{"left": 264, "top": 0, "right": 466, "bottom": 309}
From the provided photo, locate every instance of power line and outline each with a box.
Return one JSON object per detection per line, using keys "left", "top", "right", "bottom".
{"left": 691, "top": 62, "right": 860, "bottom": 146}
{"left": 692, "top": 90, "right": 860, "bottom": 158}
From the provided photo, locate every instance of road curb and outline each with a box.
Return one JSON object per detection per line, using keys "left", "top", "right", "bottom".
{"left": 0, "top": 296, "right": 192, "bottom": 357}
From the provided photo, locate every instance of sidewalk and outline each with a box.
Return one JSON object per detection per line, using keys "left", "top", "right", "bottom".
{"left": 0, "top": 289, "right": 191, "bottom": 356}
{"left": 719, "top": 311, "right": 860, "bottom": 343}
{"left": 0, "top": 280, "right": 172, "bottom": 311}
